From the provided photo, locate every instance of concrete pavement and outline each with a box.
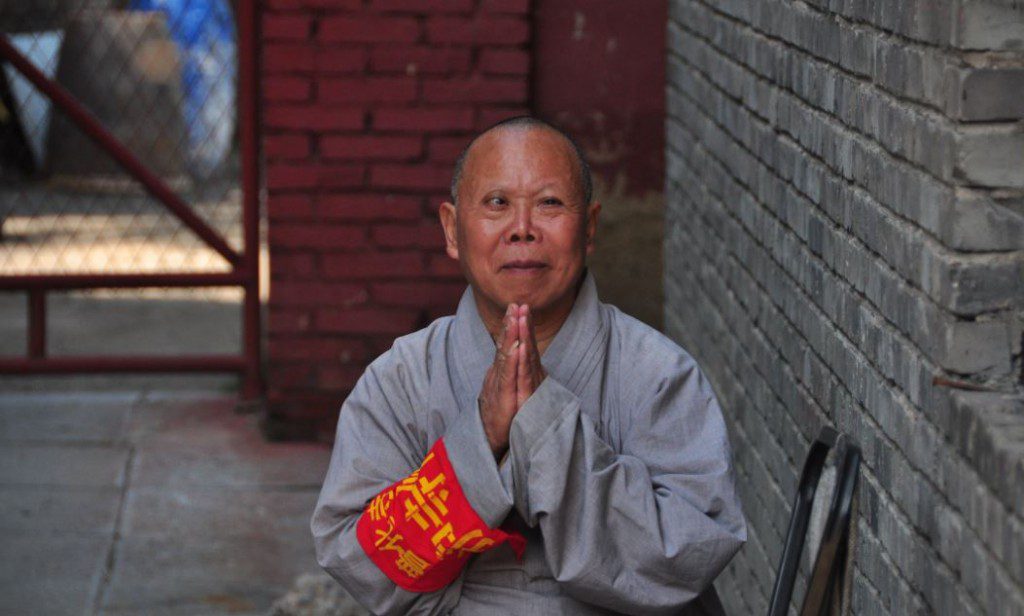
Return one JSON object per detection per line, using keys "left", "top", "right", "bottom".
{"left": 0, "top": 390, "right": 333, "bottom": 615}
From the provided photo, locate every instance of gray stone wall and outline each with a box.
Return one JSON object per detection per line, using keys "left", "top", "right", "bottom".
{"left": 663, "top": 1, "right": 1024, "bottom": 614}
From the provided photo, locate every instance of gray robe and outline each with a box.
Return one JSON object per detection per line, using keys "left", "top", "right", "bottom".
{"left": 311, "top": 272, "right": 746, "bottom": 615}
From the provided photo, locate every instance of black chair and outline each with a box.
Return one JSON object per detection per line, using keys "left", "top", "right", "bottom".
{"left": 767, "top": 427, "right": 862, "bottom": 616}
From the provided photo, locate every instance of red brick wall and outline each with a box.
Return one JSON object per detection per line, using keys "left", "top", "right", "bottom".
{"left": 259, "top": 0, "right": 531, "bottom": 440}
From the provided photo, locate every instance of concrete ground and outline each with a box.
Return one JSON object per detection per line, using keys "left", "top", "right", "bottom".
{"left": 0, "top": 390, "right": 333, "bottom": 616}
{"left": 0, "top": 178, "right": 337, "bottom": 614}
{"left": 0, "top": 291, "right": 243, "bottom": 394}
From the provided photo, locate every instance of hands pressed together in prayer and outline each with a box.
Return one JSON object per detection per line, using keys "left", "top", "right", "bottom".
{"left": 479, "top": 303, "right": 547, "bottom": 459}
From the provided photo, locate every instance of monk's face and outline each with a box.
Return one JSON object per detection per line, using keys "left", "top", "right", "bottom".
{"left": 439, "top": 127, "right": 599, "bottom": 316}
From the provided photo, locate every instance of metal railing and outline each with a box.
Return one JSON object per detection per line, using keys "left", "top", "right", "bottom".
{"left": 0, "top": 0, "right": 261, "bottom": 398}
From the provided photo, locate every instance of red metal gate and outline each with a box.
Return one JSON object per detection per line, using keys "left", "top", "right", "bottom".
{"left": 0, "top": 0, "right": 262, "bottom": 399}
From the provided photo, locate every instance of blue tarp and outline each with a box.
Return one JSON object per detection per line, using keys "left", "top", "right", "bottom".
{"left": 129, "top": 0, "right": 236, "bottom": 179}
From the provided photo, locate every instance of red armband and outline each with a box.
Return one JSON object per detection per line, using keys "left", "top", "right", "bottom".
{"left": 356, "top": 438, "right": 526, "bottom": 592}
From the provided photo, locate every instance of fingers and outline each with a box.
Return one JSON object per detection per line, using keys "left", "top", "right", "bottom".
{"left": 496, "top": 304, "right": 518, "bottom": 363}
{"left": 516, "top": 304, "right": 529, "bottom": 354}
{"left": 479, "top": 305, "right": 521, "bottom": 458}
{"left": 519, "top": 304, "right": 539, "bottom": 364}
{"left": 504, "top": 338, "right": 519, "bottom": 388}
{"left": 517, "top": 332, "right": 529, "bottom": 407}
{"left": 501, "top": 304, "right": 519, "bottom": 404}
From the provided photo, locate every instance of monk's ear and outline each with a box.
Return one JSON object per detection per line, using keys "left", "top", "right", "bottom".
{"left": 585, "top": 201, "right": 601, "bottom": 255}
{"left": 439, "top": 201, "right": 459, "bottom": 260}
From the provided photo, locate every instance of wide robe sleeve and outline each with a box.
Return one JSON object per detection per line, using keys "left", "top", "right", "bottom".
{"left": 311, "top": 342, "right": 522, "bottom": 616}
{"left": 506, "top": 350, "right": 747, "bottom": 615}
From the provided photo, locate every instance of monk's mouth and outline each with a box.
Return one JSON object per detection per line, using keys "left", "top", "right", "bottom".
{"left": 501, "top": 260, "right": 548, "bottom": 272}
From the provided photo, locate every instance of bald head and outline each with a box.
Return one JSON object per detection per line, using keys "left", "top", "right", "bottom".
{"left": 449, "top": 116, "right": 593, "bottom": 207}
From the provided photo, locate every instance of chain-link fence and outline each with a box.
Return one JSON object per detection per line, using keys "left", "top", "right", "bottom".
{"left": 0, "top": 0, "right": 260, "bottom": 396}
{"left": 0, "top": 0, "right": 242, "bottom": 300}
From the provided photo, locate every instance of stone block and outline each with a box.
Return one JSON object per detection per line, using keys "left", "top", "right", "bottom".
{"left": 923, "top": 248, "right": 1024, "bottom": 316}
{"left": 130, "top": 432, "right": 330, "bottom": 489}
{"left": 0, "top": 392, "right": 134, "bottom": 444}
{"left": 0, "top": 444, "right": 128, "bottom": 488}
{"left": 121, "top": 487, "right": 319, "bottom": 540}
{"left": 0, "top": 485, "right": 122, "bottom": 534}
{"left": 958, "top": 68, "right": 1024, "bottom": 122}
{"left": 955, "top": 2, "right": 1024, "bottom": 51}
{"left": 956, "top": 125, "right": 1024, "bottom": 189}
{"left": 100, "top": 534, "right": 318, "bottom": 614}
{"left": 0, "top": 534, "right": 110, "bottom": 615}
{"left": 941, "top": 190, "right": 1024, "bottom": 252}
{"left": 937, "top": 318, "right": 1013, "bottom": 374}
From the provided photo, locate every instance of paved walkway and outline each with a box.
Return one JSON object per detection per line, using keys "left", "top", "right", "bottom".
{"left": 0, "top": 390, "right": 333, "bottom": 615}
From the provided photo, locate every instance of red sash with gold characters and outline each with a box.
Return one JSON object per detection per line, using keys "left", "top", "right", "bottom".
{"left": 356, "top": 439, "right": 526, "bottom": 592}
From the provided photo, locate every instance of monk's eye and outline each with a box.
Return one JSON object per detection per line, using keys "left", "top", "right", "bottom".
{"left": 485, "top": 196, "right": 507, "bottom": 208}
{"left": 540, "top": 197, "right": 564, "bottom": 207}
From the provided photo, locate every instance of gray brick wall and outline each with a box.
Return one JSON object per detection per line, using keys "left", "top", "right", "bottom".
{"left": 663, "top": 1, "right": 1024, "bottom": 614}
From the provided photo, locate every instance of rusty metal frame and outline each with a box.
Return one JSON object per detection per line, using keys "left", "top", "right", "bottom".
{"left": 0, "top": 0, "right": 262, "bottom": 400}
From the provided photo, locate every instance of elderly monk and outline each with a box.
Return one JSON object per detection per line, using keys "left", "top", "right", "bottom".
{"left": 311, "top": 116, "right": 746, "bottom": 615}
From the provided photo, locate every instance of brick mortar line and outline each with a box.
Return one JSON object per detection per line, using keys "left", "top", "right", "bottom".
{"left": 714, "top": 360, "right": 795, "bottom": 538}
{"left": 857, "top": 466, "right": 995, "bottom": 613}
{"left": 667, "top": 180, "right": 1024, "bottom": 605}
{"left": 667, "top": 265, "right": 826, "bottom": 483}
{"left": 663, "top": 44, "right": 1016, "bottom": 299}
{"left": 667, "top": 63, "right": 1015, "bottom": 362}
{"left": 666, "top": 298, "right": 801, "bottom": 552}
{"left": 666, "top": 264, "right": 941, "bottom": 612}
{"left": 666, "top": 133, "right": 1024, "bottom": 541}
{"left": 798, "top": 0, "right": 1024, "bottom": 58}
{"left": 666, "top": 308, "right": 793, "bottom": 566}
{"left": 667, "top": 253, "right": 896, "bottom": 591}
{"left": 725, "top": 454, "right": 803, "bottom": 605}
{"left": 666, "top": 220, "right": 986, "bottom": 614}
{"left": 670, "top": 16, "right": 1024, "bottom": 264}
{"left": 678, "top": 1, "right": 965, "bottom": 153}
{"left": 666, "top": 215, "right": 843, "bottom": 469}
{"left": 853, "top": 517, "right": 933, "bottom": 613}
{"left": 716, "top": 567, "right": 757, "bottom": 614}
{"left": 666, "top": 163, "right": 1024, "bottom": 595}
{"left": 667, "top": 16, "right": 1024, "bottom": 262}
{"left": 719, "top": 346, "right": 931, "bottom": 614}
{"left": 850, "top": 566, "right": 890, "bottom": 614}
{"left": 669, "top": 118, "right": 991, "bottom": 422}
{"left": 666, "top": 106, "right": 955, "bottom": 392}
{"left": 721, "top": 556, "right": 763, "bottom": 613}
{"left": 797, "top": 1, "right": 949, "bottom": 52}
{"left": 669, "top": 304, "right": 893, "bottom": 608}
{"left": 694, "top": 0, "right": 1017, "bottom": 117}
{"left": 663, "top": 109, "right": 950, "bottom": 403}
{"left": 667, "top": 91, "right": 1024, "bottom": 511}
{"left": 719, "top": 421, "right": 787, "bottom": 602}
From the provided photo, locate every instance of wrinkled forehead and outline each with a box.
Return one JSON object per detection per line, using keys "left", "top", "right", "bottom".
{"left": 460, "top": 127, "right": 581, "bottom": 195}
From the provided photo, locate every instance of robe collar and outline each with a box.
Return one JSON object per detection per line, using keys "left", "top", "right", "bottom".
{"left": 449, "top": 269, "right": 607, "bottom": 405}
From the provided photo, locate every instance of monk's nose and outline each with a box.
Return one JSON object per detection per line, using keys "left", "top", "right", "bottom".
{"left": 508, "top": 205, "right": 536, "bottom": 243}
{"left": 509, "top": 228, "right": 536, "bottom": 243}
